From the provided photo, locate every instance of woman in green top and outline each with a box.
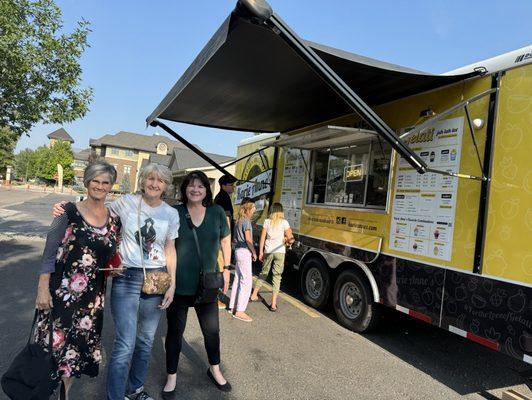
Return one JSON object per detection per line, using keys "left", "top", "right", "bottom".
{"left": 163, "top": 171, "right": 232, "bottom": 397}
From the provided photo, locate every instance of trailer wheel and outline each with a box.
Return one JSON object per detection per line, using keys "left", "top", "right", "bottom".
{"left": 333, "top": 270, "right": 379, "bottom": 332}
{"left": 300, "top": 258, "right": 330, "bottom": 310}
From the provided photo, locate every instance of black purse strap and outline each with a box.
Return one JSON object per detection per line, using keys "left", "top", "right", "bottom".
{"left": 185, "top": 212, "right": 205, "bottom": 274}
{"left": 28, "top": 309, "right": 53, "bottom": 353}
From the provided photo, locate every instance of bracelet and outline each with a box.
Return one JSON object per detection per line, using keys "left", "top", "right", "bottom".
{"left": 223, "top": 265, "right": 231, "bottom": 270}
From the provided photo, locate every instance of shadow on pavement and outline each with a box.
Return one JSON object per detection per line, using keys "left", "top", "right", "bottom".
{"left": 260, "top": 263, "right": 529, "bottom": 397}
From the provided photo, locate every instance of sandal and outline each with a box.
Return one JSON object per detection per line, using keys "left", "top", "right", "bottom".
{"left": 249, "top": 297, "right": 260, "bottom": 302}
{"left": 269, "top": 305, "right": 278, "bottom": 312}
{"left": 232, "top": 313, "right": 253, "bottom": 322}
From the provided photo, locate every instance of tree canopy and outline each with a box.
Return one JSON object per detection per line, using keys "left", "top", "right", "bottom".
{"left": 0, "top": 0, "right": 92, "bottom": 172}
{"left": 13, "top": 140, "right": 74, "bottom": 183}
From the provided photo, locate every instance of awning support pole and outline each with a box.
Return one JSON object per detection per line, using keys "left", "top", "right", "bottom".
{"left": 236, "top": 0, "right": 427, "bottom": 174}
{"left": 223, "top": 146, "right": 273, "bottom": 168}
{"left": 149, "top": 119, "right": 238, "bottom": 180}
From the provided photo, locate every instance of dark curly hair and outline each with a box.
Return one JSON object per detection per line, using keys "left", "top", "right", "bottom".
{"left": 180, "top": 170, "right": 213, "bottom": 207}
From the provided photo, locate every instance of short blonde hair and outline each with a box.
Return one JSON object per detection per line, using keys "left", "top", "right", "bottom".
{"left": 83, "top": 161, "right": 117, "bottom": 188}
{"left": 137, "top": 163, "right": 172, "bottom": 195}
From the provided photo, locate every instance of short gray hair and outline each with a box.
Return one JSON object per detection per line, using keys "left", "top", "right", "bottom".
{"left": 137, "top": 163, "right": 172, "bottom": 194}
{"left": 83, "top": 161, "right": 117, "bottom": 187}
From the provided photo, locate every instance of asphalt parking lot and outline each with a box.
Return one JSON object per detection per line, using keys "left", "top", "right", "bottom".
{"left": 0, "top": 188, "right": 530, "bottom": 399}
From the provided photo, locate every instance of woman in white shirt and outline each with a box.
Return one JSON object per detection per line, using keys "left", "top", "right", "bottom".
{"left": 250, "top": 203, "right": 294, "bottom": 311}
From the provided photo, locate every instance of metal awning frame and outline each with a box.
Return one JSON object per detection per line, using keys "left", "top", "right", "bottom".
{"left": 399, "top": 88, "right": 497, "bottom": 181}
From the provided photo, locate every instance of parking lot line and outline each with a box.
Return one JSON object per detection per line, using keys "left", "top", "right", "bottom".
{"left": 252, "top": 277, "right": 320, "bottom": 318}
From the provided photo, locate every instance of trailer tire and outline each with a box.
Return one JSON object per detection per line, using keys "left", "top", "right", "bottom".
{"left": 333, "top": 269, "right": 379, "bottom": 332}
{"left": 300, "top": 257, "right": 330, "bottom": 310}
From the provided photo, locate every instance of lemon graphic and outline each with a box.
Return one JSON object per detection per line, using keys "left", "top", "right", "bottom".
{"left": 500, "top": 198, "right": 520, "bottom": 220}
{"left": 507, "top": 95, "right": 532, "bottom": 114}
{"left": 523, "top": 170, "right": 532, "bottom": 195}
{"left": 500, "top": 123, "right": 523, "bottom": 150}
{"left": 501, "top": 67, "right": 525, "bottom": 91}
{"left": 499, "top": 225, "right": 511, "bottom": 241}
{"left": 525, "top": 208, "right": 532, "bottom": 232}
{"left": 485, "top": 249, "right": 508, "bottom": 276}
{"left": 500, "top": 156, "right": 518, "bottom": 181}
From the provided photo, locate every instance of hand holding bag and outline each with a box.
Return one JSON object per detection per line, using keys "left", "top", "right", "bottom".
{"left": 1, "top": 310, "right": 59, "bottom": 400}
{"left": 137, "top": 197, "right": 172, "bottom": 295}
{"left": 185, "top": 212, "right": 224, "bottom": 304}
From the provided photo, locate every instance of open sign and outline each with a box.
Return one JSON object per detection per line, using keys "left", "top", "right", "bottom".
{"left": 344, "top": 164, "right": 364, "bottom": 182}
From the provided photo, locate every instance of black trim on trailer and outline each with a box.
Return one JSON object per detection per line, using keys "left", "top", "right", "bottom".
{"left": 473, "top": 73, "right": 502, "bottom": 274}
{"left": 149, "top": 119, "right": 237, "bottom": 180}
{"left": 266, "top": 146, "right": 279, "bottom": 214}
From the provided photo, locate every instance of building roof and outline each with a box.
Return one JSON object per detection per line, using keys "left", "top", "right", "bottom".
{"left": 47, "top": 128, "right": 74, "bottom": 143}
{"left": 169, "top": 148, "right": 234, "bottom": 173}
{"left": 73, "top": 148, "right": 92, "bottom": 162}
{"left": 89, "top": 131, "right": 189, "bottom": 153}
{"left": 148, "top": 153, "right": 172, "bottom": 167}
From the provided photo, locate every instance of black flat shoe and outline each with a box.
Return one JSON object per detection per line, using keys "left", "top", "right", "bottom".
{"left": 161, "top": 387, "right": 176, "bottom": 400}
{"left": 207, "top": 368, "right": 232, "bottom": 392}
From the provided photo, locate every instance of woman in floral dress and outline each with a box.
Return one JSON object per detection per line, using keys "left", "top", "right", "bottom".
{"left": 34, "top": 161, "right": 121, "bottom": 400}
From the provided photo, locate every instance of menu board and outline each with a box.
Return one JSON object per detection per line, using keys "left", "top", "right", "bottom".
{"left": 389, "top": 117, "right": 464, "bottom": 261}
{"left": 280, "top": 149, "right": 309, "bottom": 231}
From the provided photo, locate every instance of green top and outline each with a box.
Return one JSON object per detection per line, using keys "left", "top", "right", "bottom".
{"left": 174, "top": 204, "right": 230, "bottom": 295}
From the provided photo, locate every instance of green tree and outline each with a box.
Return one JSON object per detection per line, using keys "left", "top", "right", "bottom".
{"left": 121, "top": 173, "right": 131, "bottom": 193}
{"left": 0, "top": 0, "right": 93, "bottom": 173}
{"left": 13, "top": 148, "right": 35, "bottom": 180}
{"left": 0, "top": 127, "right": 17, "bottom": 173}
{"left": 38, "top": 140, "right": 74, "bottom": 183}
{"left": 31, "top": 145, "right": 51, "bottom": 180}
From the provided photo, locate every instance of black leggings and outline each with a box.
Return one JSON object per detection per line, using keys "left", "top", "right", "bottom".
{"left": 165, "top": 295, "right": 220, "bottom": 374}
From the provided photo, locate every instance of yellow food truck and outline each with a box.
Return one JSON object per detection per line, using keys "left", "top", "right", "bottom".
{"left": 147, "top": 0, "right": 531, "bottom": 364}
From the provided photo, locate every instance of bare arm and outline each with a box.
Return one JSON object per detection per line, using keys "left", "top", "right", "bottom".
{"left": 244, "top": 229, "right": 257, "bottom": 261}
{"left": 285, "top": 227, "right": 295, "bottom": 245}
{"left": 258, "top": 227, "right": 267, "bottom": 262}
{"left": 160, "top": 239, "right": 176, "bottom": 309}
{"left": 220, "top": 234, "right": 231, "bottom": 266}
{"left": 36, "top": 273, "right": 53, "bottom": 310}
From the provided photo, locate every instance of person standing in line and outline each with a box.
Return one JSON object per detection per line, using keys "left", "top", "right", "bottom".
{"left": 35, "top": 161, "right": 121, "bottom": 400}
{"left": 214, "top": 174, "right": 237, "bottom": 310}
{"left": 250, "top": 203, "right": 294, "bottom": 311}
{"left": 163, "top": 171, "right": 232, "bottom": 397}
{"left": 228, "top": 200, "right": 257, "bottom": 322}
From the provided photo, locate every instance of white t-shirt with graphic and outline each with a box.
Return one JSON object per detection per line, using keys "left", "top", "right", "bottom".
{"left": 263, "top": 218, "right": 290, "bottom": 254}
{"left": 109, "top": 194, "right": 180, "bottom": 269}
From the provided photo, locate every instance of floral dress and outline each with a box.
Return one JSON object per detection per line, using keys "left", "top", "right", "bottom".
{"left": 35, "top": 202, "right": 121, "bottom": 379}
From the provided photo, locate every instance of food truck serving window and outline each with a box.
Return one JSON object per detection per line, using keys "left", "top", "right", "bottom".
{"left": 307, "top": 138, "right": 392, "bottom": 209}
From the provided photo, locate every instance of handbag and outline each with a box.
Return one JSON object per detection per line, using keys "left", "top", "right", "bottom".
{"left": 1, "top": 310, "right": 59, "bottom": 400}
{"left": 185, "top": 212, "right": 224, "bottom": 304}
{"left": 136, "top": 197, "right": 172, "bottom": 295}
{"left": 100, "top": 252, "right": 123, "bottom": 278}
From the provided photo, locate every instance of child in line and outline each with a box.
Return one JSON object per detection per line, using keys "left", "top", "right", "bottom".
{"left": 250, "top": 203, "right": 294, "bottom": 311}
{"left": 228, "top": 200, "right": 257, "bottom": 322}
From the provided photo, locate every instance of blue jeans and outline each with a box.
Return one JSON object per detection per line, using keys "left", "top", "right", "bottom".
{"left": 106, "top": 268, "right": 164, "bottom": 400}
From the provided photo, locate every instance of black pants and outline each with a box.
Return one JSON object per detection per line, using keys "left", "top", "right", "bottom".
{"left": 165, "top": 295, "right": 220, "bottom": 374}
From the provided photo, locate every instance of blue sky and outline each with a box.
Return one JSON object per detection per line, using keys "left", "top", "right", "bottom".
{"left": 15, "top": 0, "right": 532, "bottom": 155}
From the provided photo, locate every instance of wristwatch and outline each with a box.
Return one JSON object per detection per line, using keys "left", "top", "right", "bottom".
{"left": 223, "top": 264, "right": 232, "bottom": 270}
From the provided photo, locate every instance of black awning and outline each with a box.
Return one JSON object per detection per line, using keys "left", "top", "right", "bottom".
{"left": 147, "top": 12, "right": 476, "bottom": 133}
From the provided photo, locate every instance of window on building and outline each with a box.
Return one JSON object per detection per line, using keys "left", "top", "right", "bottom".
{"left": 125, "top": 149, "right": 134, "bottom": 157}
{"left": 307, "top": 138, "right": 392, "bottom": 209}
{"left": 124, "top": 165, "right": 132, "bottom": 175}
{"left": 111, "top": 147, "right": 119, "bottom": 155}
